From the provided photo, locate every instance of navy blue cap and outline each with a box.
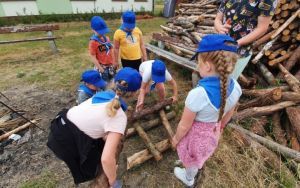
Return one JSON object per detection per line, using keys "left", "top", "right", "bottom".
{"left": 81, "top": 70, "right": 107, "bottom": 88}
{"left": 152, "top": 60, "right": 166, "bottom": 83}
{"left": 191, "top": 34, "right": 238, "bottom": 60}
{"left": 115, "top": 67, "right": 142, "bottom": 92}
{"left": 91, "top": 16, "right": 110, "bottom": 35}
{"left": 122, "top": 11, "right": 136, "bottom": 30}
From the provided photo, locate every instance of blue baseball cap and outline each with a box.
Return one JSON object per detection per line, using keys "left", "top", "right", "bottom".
{"left": 191, "top": 34, "right": 238, "bottom": 60}
{"left": 122, "top": 11, "right": 136, "bottom": 30}
{"left": 152, "top": 60, "right": 166, "bottom": 83}
{"left": 81, "top": 70, "right": 107, "bottom": 88}
{"left": 115, "top": 67, "right": 142, "bottom": 92}
{"left": 91, "top": 16, "right": 110, "bottom": 35}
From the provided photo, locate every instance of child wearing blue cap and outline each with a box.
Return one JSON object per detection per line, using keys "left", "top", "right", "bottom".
{"left": 77, "top": 70, "right": 106, "bottom": 104}
{"left": 136, "top": 59, "right": 178, "bottom": 112}
{"left": 89, "top": 16, "right": 117, "bottom": 82}
{"left": 172, "top": 34, "right": 242, "bottom": 186}
{"left": 47, "top": 67, "right": 142, "bottom": 187}
{"left": 113, "top": 11, "right": 147, "bottom": 71}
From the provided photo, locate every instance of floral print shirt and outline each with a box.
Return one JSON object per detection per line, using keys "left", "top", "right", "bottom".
{"left": 218, "top": 0, "right": 277, "bottom": 57}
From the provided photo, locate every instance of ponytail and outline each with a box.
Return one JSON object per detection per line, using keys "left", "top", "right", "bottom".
{"left": 105, "top": 80, "right": 127, "bottom": 117}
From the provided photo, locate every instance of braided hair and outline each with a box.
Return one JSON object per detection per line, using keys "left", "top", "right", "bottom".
{"left": 198, "top": 50, "right": 238, "bottom": 121}
{"left": 106, "top": 80, "right": 128, "bottom": 117}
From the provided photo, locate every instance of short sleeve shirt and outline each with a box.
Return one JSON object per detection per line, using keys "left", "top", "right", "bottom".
{"left": 67, "top": 99, "right": 127, "bottom": 139}
{"left": 89, "top": 36, "right": 113, "bottom": 65}
{"left": 139, "top": 60, "right": 173, "bottom": 83}
{"left": 185, "top": 79, "right": 242, "bottom": 123}
{"left": 218, "top": 0, "right": 277, "bottom": 56}
{"left": 113, "top": 27, "right": 142, "bottom": 60}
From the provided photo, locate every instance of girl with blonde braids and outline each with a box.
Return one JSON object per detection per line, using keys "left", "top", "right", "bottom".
{"left": 47, "top": 67, "right": 142, "bottom": 188}
{"left": 172, "top": 34, "right": 242, "bottom": 187}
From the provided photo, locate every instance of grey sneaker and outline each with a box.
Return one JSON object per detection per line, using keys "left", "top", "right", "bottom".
{"left": 174, "top": 167, "right": 195, "bottom": 187}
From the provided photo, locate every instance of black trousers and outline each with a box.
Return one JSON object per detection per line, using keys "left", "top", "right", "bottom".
{"left": 47, "top": 109, "right": 105, "bottom": 184}
{"left": 121, "top": 58, "right": 142, "bottom": 71}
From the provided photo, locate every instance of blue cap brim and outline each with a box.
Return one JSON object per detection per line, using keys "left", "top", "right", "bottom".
{"left": 95, "top": 27, "right": 110, "bottom": 35}
{"left": 93, "top": 79, "right": 107, "bottom": 89}
{"left": 152, "top": 74, "right": 165, "bottom": 83}
{"left": 122, "top": 23, "right": 135, "bottom": 30}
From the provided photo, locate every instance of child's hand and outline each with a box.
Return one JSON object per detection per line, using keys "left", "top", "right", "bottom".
{"left": 216, "top": 23, "right": 231, "bottom": 34}
{"left": 98, "top": 66, "right": 105, "bottom": 73}
{"left": 135, "top": 101, "right": 144, "bottom": 112}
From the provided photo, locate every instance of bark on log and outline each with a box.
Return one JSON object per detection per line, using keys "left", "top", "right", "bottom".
{"left": 238, "top": 88, "right": 282, "bottom": 111}
{"left": 278, "top": 63, "right": 300, "bottom": 84}
{"left": 0, "top": 119, "right": 38, "bottom": 141}
{"left": 133, "top": 122, "right": 163, "bottom": 161}
{"left": 228, "top": 123, "right": 300, "bottom": 162}
{"left": 129, "top": 98, "right": 173, "bottom": 122}
{"left": 159, "top": 110, "right": 175, "bottom": 143}
{"left": 0, "top": 24, "right": 59, "bottom": 34}
{"left": 295, "top": 70, "right": 300, "bottom": 81}
{"left": 242, "top": 86, "right": 289, "bottom": 97}
{"left": 253, "top": 30, "right": 276, "bottom": 48}
{"left": 282, "top": 46, "right": 300, "bottom": 71}
{"left": 282, "top": 92, "right": 300, "bottom": 102}
{"left": 257, "top": 62, "right": 277, "bottom": 85}
{"left": 127, "top": 139, "right": 170, "bottom": 170}
{"left": 249, "top": 116, "right": 268, "bottom": 136}
{"left": 268, "top": 47, "right": 286, "bottom": 59}
{"left": 126, "top": 111, "right": 176, "bottom": 138}
{"left": 272, "top": 112, "right": 287, "bottom": 146}
{"left": 238, "top": 74, "right": 256, "bottom": 88}
{"left": 286, "top": 107, "right": 300, "bottom": 143}
{"left": 233, "top": 101, "right": 296, "bottom": 121}
{"left": 268, "top": 53, "right": 291, "bottom": 66}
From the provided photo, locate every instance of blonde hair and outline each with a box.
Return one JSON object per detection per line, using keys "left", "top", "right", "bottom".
{"left": 106, "top": 80, "right": 128, "bottom": 117}
{"left": 198, "top": 50, "right": 238, "bottom": 121}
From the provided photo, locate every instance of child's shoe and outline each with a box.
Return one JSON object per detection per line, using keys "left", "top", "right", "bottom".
{"left": 174, "top": 167, "right": 194, "bottom": 187}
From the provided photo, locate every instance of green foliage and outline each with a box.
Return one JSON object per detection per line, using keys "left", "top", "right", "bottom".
{"left": 16, "top": 71, "right": 26, "bottom": 78}
{"left": 0, "top": 11, "right": 153, "bottom": 27}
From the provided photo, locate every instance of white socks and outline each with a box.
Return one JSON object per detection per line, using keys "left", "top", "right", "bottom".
{"left": 174, "top": 167, "right": 198, "bottom": 187}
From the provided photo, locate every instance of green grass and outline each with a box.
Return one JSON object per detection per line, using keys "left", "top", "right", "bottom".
{"left": 20, "top": 171, "right": 58, "bottom": 188}
{"left": 0, "top": 17, "right": 166, "bottom": 91}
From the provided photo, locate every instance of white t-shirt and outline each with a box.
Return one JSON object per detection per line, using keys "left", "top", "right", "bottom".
{"left": 185, "top": 79, "right": 242, "bottom": 123}
{"left": 67, "top": 98, "right": 127, "bottom": 139}
{"left": 139, "top": 60, "right": 173, "bottom": 83}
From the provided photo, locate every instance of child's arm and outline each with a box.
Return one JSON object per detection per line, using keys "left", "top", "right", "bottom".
{"left": 220, "top": 105, "right": 237, "bottom": 130}
{"left": 114, "top": 40, "right": 120, "bottom": 66}
{"left": 136, "top": 82, "right": 148, "bottom": 112}
{"left": 172, "top": 107, "right": 196, "bottom": 148}
{"left": 140, "top": 36, "right": 147, "bottom": 62}
{"left": 90, "top": 54, "right": 104, "bottom": 73}
{"left": 237, "top": 16, "right": 271, "bottom": 46}
{"left": 169, "top": 79, "right": 178, "bottom": 103}
{"left": 89, "top": 41, "right": 104, "bottom": 73}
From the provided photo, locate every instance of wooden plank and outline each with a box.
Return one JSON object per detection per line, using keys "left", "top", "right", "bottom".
{"left": 0, "top": 37, "right": 58, "bottom": 44}
{"left": 0, "top": 24, "right": 59, "bottom": 34}
{"left": 145, "top": 44, "right": 197, "bottom": 71}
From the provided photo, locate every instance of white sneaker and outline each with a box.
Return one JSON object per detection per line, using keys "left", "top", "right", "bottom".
{"left": 174, "top": 167, "right": 195, "bottom": 187}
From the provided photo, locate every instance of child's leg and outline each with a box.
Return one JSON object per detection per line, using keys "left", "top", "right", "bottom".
{"left": 155, "top": 83, "right": 165, "bottom": 102}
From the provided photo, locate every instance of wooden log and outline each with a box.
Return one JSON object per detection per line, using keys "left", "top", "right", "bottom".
{"left": 282, "top": 92, "right": 300, "bottom": 102}
{"left": 268, "top": 47, "right": 285, "bottom": 59}
{"left": 271, "top": 9, "right": 300, "bottom": 40}
{"left": 0, "top": 37, "right": 58, "bottom": 44}
{"left": 272, "top": 20, "right": 281, "bottom": 29}
{"left": 288, "top": 21, "right": 299, "bottom": 30}
{"left": 0, "top": 119, "right": 38, "bottom": 141}
{"left": 130, "top": 98, "right": 173, "bottom": 122}
{"left": 285, "top": 117, "right": 300, "bottom": 151}
{"left": 288, "top": 0, "right": 300, "bottom": 10}
{"left": 252, "top": 37, "right": 279, "bottom": 64}
{"left": 265, "top": 50, "right": 272, "bottom": 57}
{"left": 296, "top": 34, "right": 300, "bottom": 41}
{"left": 160, "top": 25, "right": 182, "bottom": 35}
{"left": 238, "top": 88, "right": 282, "bottom": 111}
{"left": 286, "top": 107, "right": 300, "bottom": 143}
{"left": 280, "top": 10, "right": 290, "bottom": 18}
{"left": 159, "top": 110, "right": 175, "bottom": 143}
{"left": 282, "top": 46, "right": 300, "bottom": 71}
{"left": 272, "top": 112, "right": 287, "bottom": 146}
{"left": 191, "top": 32, "right": 202, "bottom": 41}
{"left": 249, "top": 116, "right": 268, "bottom": 136}
{"left": 133, "top": 122, "right": 163, "bottom": 161}
{"left": 295, "top": 70, "right": 300, "bottom": 81}
{"left": 278, "top": 63, "right": 300, "bottom": 84}
{"left": 126, "top": 111, "right": 176, "bottom": 138}
{"left": 278, "top": 65, "right": 300, "bottom": 93}
{"left": 242, "top": 86, "right": 289, "bottom": 97}
{"left": 281, "top": 35, "right": 291, "bottom": 42}
{"left": 253, "top": 30, "right": 276, "bottom": 48}
{"left": 0, "top": 24, "right": 59, "bottom": 34}
{"left": 169, "top": 44, "right": 194, "bottom": 56}
{"left": 127, "top": 139, "right": 170, "bottom": 170}
{"left": 257, "top": 62, "right": 277, "bottom": 85}
{"left": 238, "top": 74, "right": 256, "bottom": 88}
{"left": 168, "top": 43, "right": 183, "bottom": 56}
{"left": 233, "top": 101, "right": 296, "bottom": 121}
{"left": 181, "top": 36, "right": 193, "bottom": 44}
{"left": 268, "top": 53, "right": 291, "bottom": 66}
{"left": 228, "top": 123, "right": 300, "bottom": 162}
{"left": 282, "top": 29, "right": 290, "bottom": 36}
{"left": 198, "top": 19, "right": 215, "bottom": 26}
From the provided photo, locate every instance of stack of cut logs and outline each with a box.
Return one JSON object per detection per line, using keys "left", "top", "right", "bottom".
{"left": 150, "top": 0, "right": 300, "bottom": 177}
